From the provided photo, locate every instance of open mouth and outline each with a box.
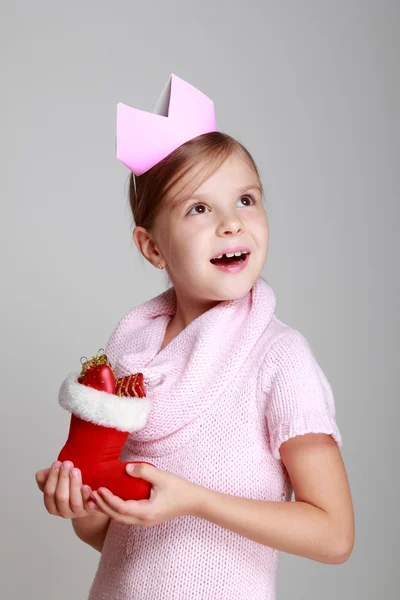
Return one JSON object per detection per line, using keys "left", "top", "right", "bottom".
{"left": 210, "top": 251, "right": 250, "bottom": 267}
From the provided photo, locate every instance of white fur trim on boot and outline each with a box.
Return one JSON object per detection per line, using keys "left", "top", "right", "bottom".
{"left": 58, "top": 372, "right": 152, "bottom": 432}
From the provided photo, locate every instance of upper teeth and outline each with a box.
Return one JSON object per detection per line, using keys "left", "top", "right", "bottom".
{"left": 214, "top": 251, "right": 248, "bottom": 259}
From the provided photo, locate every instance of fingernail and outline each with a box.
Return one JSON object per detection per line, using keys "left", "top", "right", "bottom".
{"left": 71, "top": 468, "right": 79, "bottom": 479}
{"left": 63, "top": 461, "right": 72, "bottom": 470}
{"left": 53, "top": 461, "right": 61, "bottom": 471}
{"left": 126, "top": 464, "right": 135, "bottom": 473}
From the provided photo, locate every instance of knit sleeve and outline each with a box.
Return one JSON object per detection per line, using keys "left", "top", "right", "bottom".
{"left": 263, "top": 332, "right": 343, "bottom": 460}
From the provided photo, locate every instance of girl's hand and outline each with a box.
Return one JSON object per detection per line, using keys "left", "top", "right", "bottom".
{"left": 90, "top": 463, "right": 201, "bottom": 527}
{"left": 35, "top": 461, "right": 103, "bottom": 519}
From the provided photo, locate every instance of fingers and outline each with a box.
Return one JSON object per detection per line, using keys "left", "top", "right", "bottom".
{"left": 69, "top": 467, "right": 85, "bottom": 513}
{"left": 90, "top": 489, "right": 144, "bottom": 525}
{"left": 95, "top": 489, "right": 129, "bottom": 515}
{"left": 54, "top": 461, "right": 74, "bottom": 516}
{"left": 41, "top": 460, "right": 101, "bottom": 519}
{"left": 42, "top": 461, "right": 83, "bottom": 518}
{"left": 70, "top": 469, "right": 98, "bottom": 514}
{"left": 90, "top": 490, "right": 121, "bottom": 521}
{"left": 81, "top": 484, "right": 98, "bottom": 512}
{"left": 43, "top": 461, "right": 62, "bottom": 515}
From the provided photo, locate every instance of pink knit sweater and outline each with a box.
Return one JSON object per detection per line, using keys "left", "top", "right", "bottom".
{"left": 88, "top": 276, "right": 342, "bottom": 600}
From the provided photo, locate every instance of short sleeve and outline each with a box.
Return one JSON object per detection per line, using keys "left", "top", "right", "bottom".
{"left": 263, "top": 332, "right": 343, "bottom": 460}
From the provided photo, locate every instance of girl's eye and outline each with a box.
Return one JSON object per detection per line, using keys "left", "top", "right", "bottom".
{"left": 239, "top": 194, "right": 256, "bottom": 207}
{"left": 188, "top": 203, "right": 209, "bottom": 216}
{"left": 187, "top": 194, "right": 256, "bottom": 216}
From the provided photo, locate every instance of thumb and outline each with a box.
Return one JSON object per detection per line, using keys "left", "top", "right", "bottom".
{"left": 35, "top": 468, "right": 50, "bottom": 492}
{"left": 126, "top": 462, "right": 160, "bottom": 483}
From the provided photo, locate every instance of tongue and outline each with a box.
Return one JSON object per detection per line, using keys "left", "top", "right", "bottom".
{"left": 211, "top": 256, "right": 239, "bottom": 265}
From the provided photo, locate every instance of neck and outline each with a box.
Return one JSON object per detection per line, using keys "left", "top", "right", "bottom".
{"left": 169, "top": 288, "right": 221, "bottom": 330}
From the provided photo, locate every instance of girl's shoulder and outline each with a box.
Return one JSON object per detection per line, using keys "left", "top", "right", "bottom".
{"left": 259, "top": 314, "right": 333, "bottom": 400}
{"left": 260, "top": 313, "right": 311, "bottom": 361}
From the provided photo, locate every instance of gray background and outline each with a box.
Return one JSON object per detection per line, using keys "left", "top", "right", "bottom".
{"left": 1, "top": 1, "right": 399, "bottom": 598}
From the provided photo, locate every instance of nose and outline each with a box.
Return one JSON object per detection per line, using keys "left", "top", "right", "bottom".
{"left": 216, "top": 214, "right": 244, "bottom": 236}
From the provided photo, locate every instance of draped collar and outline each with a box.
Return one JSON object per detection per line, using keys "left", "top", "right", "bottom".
{"left": 105, "top": 276, "right": 276, "bottom": 451}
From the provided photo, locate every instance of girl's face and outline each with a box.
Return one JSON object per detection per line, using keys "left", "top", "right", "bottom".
{"left": 151, "top": 151, "right": 269, "bottom": 304}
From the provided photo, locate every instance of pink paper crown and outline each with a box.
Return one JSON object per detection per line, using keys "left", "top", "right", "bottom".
{"left": 116, "top": 74, "right": 217, "bottom": 176}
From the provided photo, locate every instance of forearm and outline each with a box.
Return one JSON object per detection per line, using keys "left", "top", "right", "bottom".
{"left": 72, "top": 512, "right": 111, "bottom": 553}
{"left": 192, "top": 488, "right": 348, "bottom": 565}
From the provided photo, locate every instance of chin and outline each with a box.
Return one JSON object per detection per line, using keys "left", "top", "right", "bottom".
{"left": 214, "top": 275, "right": 259, "bottom": 301}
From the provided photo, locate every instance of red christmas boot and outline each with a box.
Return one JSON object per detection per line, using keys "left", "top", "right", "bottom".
{"left": 57, "top": 352, "right": 156, "bottom": 500}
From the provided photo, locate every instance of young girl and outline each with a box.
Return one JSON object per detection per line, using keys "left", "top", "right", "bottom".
{"left": 35, "top": 74, "right": 354, "bottom": 599}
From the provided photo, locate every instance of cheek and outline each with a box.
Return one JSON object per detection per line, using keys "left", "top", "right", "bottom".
{"left": 248, "top": 213, "right": 269, "bottom": 240}
{"left": 260, "top": 221, "right": 269, "bottom": 243}
{"left": 167, "top": 233, "right": 200, "bottom": 266}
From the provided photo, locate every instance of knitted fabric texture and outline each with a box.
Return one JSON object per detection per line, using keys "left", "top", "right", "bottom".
{"left": 88, "top": 276, "right": 342, "bottom": 600}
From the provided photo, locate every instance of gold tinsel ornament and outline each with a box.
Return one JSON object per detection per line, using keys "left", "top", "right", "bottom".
{"left": 78, "top": 348, "right": 115, "bottom": 380}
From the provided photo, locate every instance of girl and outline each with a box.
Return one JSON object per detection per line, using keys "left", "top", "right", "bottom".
{"left": 35, "top": 74, "right": 354, "bottom": 599}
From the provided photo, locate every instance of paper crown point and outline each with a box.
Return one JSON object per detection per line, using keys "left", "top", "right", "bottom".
{"left": 116, "top": 74, "right": 217, "bottom": 176}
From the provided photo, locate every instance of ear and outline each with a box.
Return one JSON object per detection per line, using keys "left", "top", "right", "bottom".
{"left": 133, "top": 227, "right": 164, "bottom": 267}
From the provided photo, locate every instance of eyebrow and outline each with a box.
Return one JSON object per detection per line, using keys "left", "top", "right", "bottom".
{"left": 173, "top": 184, "right": 263, "bottom": 210}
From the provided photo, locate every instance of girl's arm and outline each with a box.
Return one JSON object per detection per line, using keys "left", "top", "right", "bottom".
{"left": 72, "top": 512, "right": 111, "bottom": 552}
{"left": 193, "top": 433, "right": 354, "bottom": 564}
